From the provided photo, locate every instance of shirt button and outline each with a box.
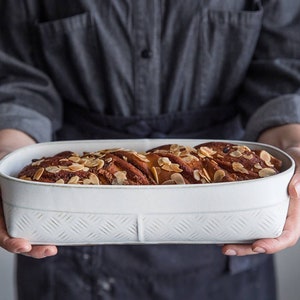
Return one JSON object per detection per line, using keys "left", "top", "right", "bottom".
{"left": 141, "top": 49, "right": 152, "bottom": 59}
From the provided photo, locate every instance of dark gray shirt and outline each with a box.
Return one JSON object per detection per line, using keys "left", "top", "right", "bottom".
{"left": 1, "top": 2, "right": 300, "bottom": 292}
{"left": 0, "top": 0, "right": 300, "bottom": 142}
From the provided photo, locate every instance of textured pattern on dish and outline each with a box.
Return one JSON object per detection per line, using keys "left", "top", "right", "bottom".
{"left": 3, "top": 200, "right": 287, "bottom": 245}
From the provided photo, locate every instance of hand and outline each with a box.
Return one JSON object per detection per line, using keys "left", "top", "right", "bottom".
{"left": 222, "top": 125, "right": 300, "bottom": 256}
{"left": 0, "top": 129, "right": 57, "bottom": 258}
{"left": 0, "top": 197, "right": 58, "bottom": 258}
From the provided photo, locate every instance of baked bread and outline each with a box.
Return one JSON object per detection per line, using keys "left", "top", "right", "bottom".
{"left": 17, "top": 142, "right": 282, "bottom": 185}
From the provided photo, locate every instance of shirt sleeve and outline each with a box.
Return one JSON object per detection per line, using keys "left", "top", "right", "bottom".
{"left": 237, "top": 0, "right": 300, "bottom": 141}
{"left": 0, "top": 3, "right": 63, "bottom": 142}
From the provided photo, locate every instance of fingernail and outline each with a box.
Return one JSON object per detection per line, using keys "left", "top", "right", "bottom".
{"left": 295, "top": 182, "right": 300, "bottom": 198}
{"left": 253, "top": 247, "right": 266, "bottom": 254}
{"left": 225, "top": 249, "right": 237, "bottom": 256}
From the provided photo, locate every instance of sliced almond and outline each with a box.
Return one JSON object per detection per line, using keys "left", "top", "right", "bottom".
{"left": 170, "top": 144, "right": 181, "bottom": 153}
{"left": 259, "top": 150, "right": 274, "bottom": 167}
{"left": 97, "top": 159, "right": 105, "bottom": 169}
{"left": 55, "top": 179, "right": 65, "bottom": 184}
{"left": 85, "top": 158, "right": 102, "bottom": 168}
{"left": 258, "top": 168, "right": 277, "bottom": 178}
{"left": 233, "top": 145, "right": 251, "bottom": 153}
{"left": 133, "top": 152, "right": 150, "bottom": 162}
{"left": 193, "top": 170, "right": 201, "bottom": 181}
{"left": 68, "top": 156, "right": 81, "bottom": 163}
{"left": 19, "top": 175, "right": 32, "bottom": 181}
{"left": 151, "top": 166, "right": 159, "bottom": 184}
{"left": 161, "top": 179, "right": 176, "bottom": 185}
{"left": 229, "top": 150, "right": 242, "bottom": 158}
{"left": 213, "top": 169, "right": 226, "bottom": 182}
{"left": 105, "top": 157, "right": 113, "bottom": 163}
{"left": 232, "top": 162, "right": 249, "bottom": 174}
{"left": 254, "top": 163, "right": 262, "bottom": 170}
{"left": 89, "top": 173, "right": 100, "bottom": 185}
{"left": 198, "top": 147, "right": 216, "bottom": 158}
{"left": 68, "top": 163, "right": 85, "bottom": 172}
{"left": 243, "top": 154, "right": 254, "bottom": 160}
{"left": 170, "top": 173, "right": 185, "bottom": 184}
{"left": 46, "top": 166, "right": 61, "bottom": 173}
{"left": 158, "top": 157, "right": 171, "bottom": 166}
{"left": 68, "top": 176, "right": 80, "bottom": 184}
{"left": 200, "top": 168, "right": 211, "bottom": 183}
{"left": 33, "top": 167, "right": 44, "bottom": 180}
{"left": 112, "top": 171, "right": 127, "bottom": 185}
{"left": 182, "top": 154, "right": 199, "bottom": 163}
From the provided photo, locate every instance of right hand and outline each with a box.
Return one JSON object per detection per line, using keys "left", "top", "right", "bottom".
{"left": 0, "top": 129, "right": 57, "bottom": 258}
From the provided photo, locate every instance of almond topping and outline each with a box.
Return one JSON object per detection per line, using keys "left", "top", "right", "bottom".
{"left": 254, "top": 163, "right": 262, "bottom": 170}
{"left": 193, "top": 170, "right": 201, "bottom": 181}
{"left": 112, "top": 171, "right": 127, "bottom": 185}
{"left": 151, "top": 166, "right": 159, "bottom": 184}
{"left": 55, "top": 179, "right": 65, "bottom": 184}
{"left": 83, "top": 173, "right": 100, "bottom": 185}
{"left": 68, "top": 176, "right": 80, "bottom": 184}
{"left": 232, "top": 162, "right": 249, "bottom": 174}
{"left": 243, "top": 154, "right": 254, "bottom": 160}
{"left": 158, "top": 157, "right": 171, "bottom": 166}
{"left": 233, "top": 145, "right": 251, "bottom": 153}
{"left": 89, "top": 173, "right": 100, "bottom": 185}
{"left": 201, "top": 168, "right": 211, "bottom": 182}
{"left": 69, "top": 156, "right": 81, "bottom": 163}
{"left": 85, "top": 158, "right": 102, "bottom": 168}
{"left": 68, "top": 163, "right": 85, "bottom": 172}
{"left": 260, "top": 150, "right": 274, "bottom": 167}
{"left": 19, "top": 175, "right": 32, "bottom": 181}
{"left": 230, "top": 150, "right": 242, "bottom": 158}
{"left": 33, "top": 167, "right": 44, "bottom": 180}
{"left": 170, "top": 173, "right": 185, "bottom": 184}
{"left": 46, "top": 166, "right": 61, "bottom": 173}
{"left": 161, "top": 179, "right": 176, "bottom": 185}
{"left": 213, "top": 169, "right": 226, "bottom": 182}
{"left": 198, "top": 147, "right": 216, "bottom": 158}
{"left": 258, "top": 168, "right": 277, "bottom": 178}
{"left": 133, "top": 152, "right": 150, "bottom": 162}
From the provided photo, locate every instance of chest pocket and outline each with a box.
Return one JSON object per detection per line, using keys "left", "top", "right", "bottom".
{"left": 34, "top": 12, "right": 103, "bottom": 110}
{"left": 196, "top": 0, "right": 263, "bottom": 106}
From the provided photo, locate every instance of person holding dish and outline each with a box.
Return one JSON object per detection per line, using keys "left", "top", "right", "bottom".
{"left": 1, "top": 1, "right": 300, "bottom": 299}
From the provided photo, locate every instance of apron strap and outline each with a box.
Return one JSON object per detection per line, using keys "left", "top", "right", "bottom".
{"left": 57, "top": 102, "right": 244, "bottom": 140}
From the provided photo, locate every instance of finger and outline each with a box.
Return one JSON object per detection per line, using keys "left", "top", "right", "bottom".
{"left": 223, "top": 180, "right": 300, "bottom": 256}
{"left": 20, "top": 245, "right": 58, "bottom": 259}
{"left": 1, "top": 199, "right": 57, "bottom": 257}
{"left": 0, "top": 199, "right": 32, "bottom": 253}
{"left": 222, "top": 244, "right": 259, "bottom": 256}
{"left": 251, "top": 184, "right": 300, "bottom": 254}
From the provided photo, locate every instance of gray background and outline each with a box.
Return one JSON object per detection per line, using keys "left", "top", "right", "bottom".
{"left": 1, "top": 243, "right": 300, "bottom": 300}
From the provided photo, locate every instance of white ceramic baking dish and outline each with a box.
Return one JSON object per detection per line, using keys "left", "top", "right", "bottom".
{"left": 0, "top": 139, "right": 295, "bottom": 245}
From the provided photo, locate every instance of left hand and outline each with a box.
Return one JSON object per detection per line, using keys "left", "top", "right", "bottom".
{"left": 222, "top": 125, "right": 300, "bottom": 256}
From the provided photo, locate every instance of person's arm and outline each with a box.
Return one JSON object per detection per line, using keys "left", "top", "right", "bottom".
{"left": 0, "top": 129, "right": 36, "bottom": 157}
{"left": 237, "top": 0, "right": 300, "bottom": 141}
{"left": 0, "top": 4, "right": 62, "bottom": 258}
{"left": 0, "top": 129, "right": 58, "bottom": 258}
{"left": 0, "top": 3, "right": 63, "bottom": 142}
{"left": 222, "top": 124, "right": 300, "bottom": 256}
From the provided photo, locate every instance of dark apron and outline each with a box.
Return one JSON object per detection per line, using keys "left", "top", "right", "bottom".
{"left": 17, "top": 105, "right": 276, "bottom": 300}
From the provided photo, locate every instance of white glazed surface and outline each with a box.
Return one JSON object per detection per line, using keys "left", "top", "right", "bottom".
{"left": 0, "top": 139, "right": 295, "bottom": 244}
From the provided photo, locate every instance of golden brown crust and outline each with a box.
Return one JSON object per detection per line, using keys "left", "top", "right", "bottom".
{"left": 17, "top": 142, "right": 282, "bottom": 185}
